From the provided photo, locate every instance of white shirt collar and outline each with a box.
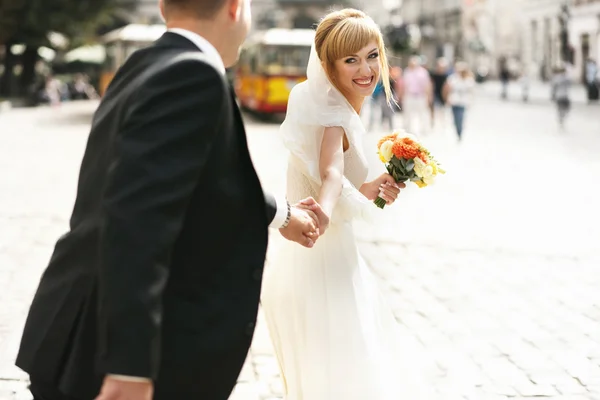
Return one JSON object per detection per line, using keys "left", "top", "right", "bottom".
{"left": 167, "top": 28, "right": 226, "bottom": 75}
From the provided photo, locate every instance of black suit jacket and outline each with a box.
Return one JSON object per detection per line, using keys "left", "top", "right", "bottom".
{"left": 16, "top": 32, "right": 278, "bottom": 399}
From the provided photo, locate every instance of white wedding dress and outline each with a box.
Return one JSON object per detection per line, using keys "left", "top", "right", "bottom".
{"left": 261, "top": 46, "right": 432, "bottom": 399}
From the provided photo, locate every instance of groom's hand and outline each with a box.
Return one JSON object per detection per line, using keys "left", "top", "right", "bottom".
{"left": 297, "top": 197, "right": 330, "bottom": 235}
{"left": 280, "top": 202, "right": 320, "bottom": 248}
{"left": 95, "top": 376, "right": 153, "bottom": 400}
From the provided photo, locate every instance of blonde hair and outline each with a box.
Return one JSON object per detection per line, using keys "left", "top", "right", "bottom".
{"left": 314, "top": 8, "right": 393, "bottom": 104}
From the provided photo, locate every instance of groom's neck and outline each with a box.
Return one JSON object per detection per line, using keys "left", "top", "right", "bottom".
{"left": 165, "top": 18, "right": 227, "bottom": 55}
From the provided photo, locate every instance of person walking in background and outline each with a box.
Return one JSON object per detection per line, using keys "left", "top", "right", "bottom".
{"left": 380, "top": 67, "right": 397, "bottom": 130}
{"left": 551, "top": 65, "right": 571, "bottom": 130}
{"left": 42, "top": 75, "right": 62, "bottom": 107}
{"left": 585, "top": 58, "right": 599, "bottom": 104}
{"left": 390, "top": 65, "right": 403, "bottom": 111}
{"left": 429, "top": 57, "right": 449, "bottom": 132}
{"left": 518, "top": 65, "right": 531, "bottom": 103}
{"left": 368, "top": 69, "right": 396, "bottom": 131}
{"left": 70, "top": 74, "right": 99, "bottom": 100}
{"left": 368, "top": 79, "right": 385, "bottom": 130}
{"left": 499, "top": 59, "right": 510, "bottom": 99}
{"left": 444, "top": 61, "right": 475, "bottom": 142}
{"left": 398, "top": 55, "right": 432, "bottom": 136}
{"left": 519, "top": 62, "right": 538, "bottom": 103}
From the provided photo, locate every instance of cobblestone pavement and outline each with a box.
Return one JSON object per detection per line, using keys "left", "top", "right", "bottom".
{"left": 1, "top": 87, "right": 599, "bottom": 400}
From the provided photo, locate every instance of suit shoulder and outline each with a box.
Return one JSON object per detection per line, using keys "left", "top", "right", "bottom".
{"left": 153, "top": 51, "right": 225, "bottom": 82}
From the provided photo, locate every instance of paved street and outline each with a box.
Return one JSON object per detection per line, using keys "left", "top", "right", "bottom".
{"left": 1, "top": 82, "right": 599, "bottom": 400}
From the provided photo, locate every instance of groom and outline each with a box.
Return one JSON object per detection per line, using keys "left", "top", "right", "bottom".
{"left": 15, "top": 0, "right": 326, "bottom": 399}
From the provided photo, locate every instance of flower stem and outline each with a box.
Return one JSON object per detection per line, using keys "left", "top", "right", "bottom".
{"left": 374, "top": 196, "right": 387, "bottom": 209}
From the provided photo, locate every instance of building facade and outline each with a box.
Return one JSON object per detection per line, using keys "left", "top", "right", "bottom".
{"left": 271, "top": 0, "right": 361, "bottom": 29}
{"left": 569, "top": 0, "right": 600, "bottom": 82}
{"left": 520, "top": 0, "right": 600, "bottom": 82}
{"left": 522, "top": 0, "right": 569, "bottom": 81}
{"left": 399, "top": 0, "right": 525, "bottom": 76}
{"left": 399, "top": 0, "right": 463, "bottom": 66}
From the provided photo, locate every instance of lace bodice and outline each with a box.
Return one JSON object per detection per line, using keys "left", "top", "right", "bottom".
{"left": 286, "top": 142, "right": 369, "bottom": 205}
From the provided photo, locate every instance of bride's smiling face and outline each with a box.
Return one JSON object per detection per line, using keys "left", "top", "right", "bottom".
{"left": 332, "top": 41, "right": 381, "bottom": 101}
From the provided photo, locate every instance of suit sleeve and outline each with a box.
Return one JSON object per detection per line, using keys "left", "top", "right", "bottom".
{"left": 96, "top": 57, "right": 224, "bottom": 379}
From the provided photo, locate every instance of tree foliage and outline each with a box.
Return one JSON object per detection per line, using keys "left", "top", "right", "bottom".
{"left": 0, "top": 0, "right": 137, "bottom": 97}
{"left": 0, "top": 0, "right": 138, "bottom": 48}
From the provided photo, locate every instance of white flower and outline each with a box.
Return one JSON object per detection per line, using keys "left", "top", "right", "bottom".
{"left": 414, "top": 158, "right": 436, "bottom": 185}
{"left": 423, "top": 165, "right": 434, "bottom": 177}
{"left": 413, "top": 157, "right": 427, "bottom": 178}
{"left": 379, "top": 140, "right": 394, "bottom": 162}
{"left": 395, "top": 129, "right": 418, "bottom": 142}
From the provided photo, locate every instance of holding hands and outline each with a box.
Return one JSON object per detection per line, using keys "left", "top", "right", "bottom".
{"left": 279, "top": 197, "right": 328, "bottom": 248}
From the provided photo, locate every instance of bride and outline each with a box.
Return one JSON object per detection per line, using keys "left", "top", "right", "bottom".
{"left": 261, "top": 8, "right": 432, "bottom": 400}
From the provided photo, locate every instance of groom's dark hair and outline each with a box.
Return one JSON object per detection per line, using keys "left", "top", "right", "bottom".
{"left": 163, "top": 0, "right": 227, "bottom": 18}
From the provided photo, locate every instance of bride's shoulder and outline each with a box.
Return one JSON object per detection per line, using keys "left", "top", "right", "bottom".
{"left": 289, "top": 81, "right": 309, "bottom": 98}
{"left": 285, "top": 81, "right": 310, "bottom": 114}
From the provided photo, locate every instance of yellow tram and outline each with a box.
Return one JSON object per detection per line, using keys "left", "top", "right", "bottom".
{"left": 234, "top": 28, "right": 314, "bottom": 114}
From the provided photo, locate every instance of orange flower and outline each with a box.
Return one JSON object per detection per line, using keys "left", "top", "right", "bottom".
{"left": 392, "top": 137, "right": 420, "bottom": 159}
{"left": 417, "top": 151, "right": 429, "bottom": 163}
{"left": 377, "top": 133, "right": 398, "bottom": 149}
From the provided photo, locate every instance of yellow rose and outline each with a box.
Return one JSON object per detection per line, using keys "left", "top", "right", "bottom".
{"left": 414, "top": 179, "right": 427, "bottom": 188}
{"left": 378, "top": 140, "right": 394, "bottom": 163}
{"left": 423, "top": 175, "right": 435, "bottom": 185}
{"left": 429, "top": 161, "right": 439, "bottom": 175}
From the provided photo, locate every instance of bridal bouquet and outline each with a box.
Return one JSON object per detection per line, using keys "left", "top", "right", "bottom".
{"left": 374, "top": 130, "right": 445, "bottom": 209}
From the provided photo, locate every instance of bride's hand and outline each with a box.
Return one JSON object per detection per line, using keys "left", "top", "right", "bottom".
{"left": 297, "top": 197, "right": 330, "bottom": 235}
{"left": 360, "top": 174, "right": 405, "bottom": 205}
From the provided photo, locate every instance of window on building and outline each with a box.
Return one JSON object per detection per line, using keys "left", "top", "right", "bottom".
{"left": 531, "top": 20, "right": 538, "bottom": 62}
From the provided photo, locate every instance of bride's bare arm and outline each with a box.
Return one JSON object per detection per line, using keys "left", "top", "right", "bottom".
{"left": 318, "top": 126, "right": 345, "bottom": 219}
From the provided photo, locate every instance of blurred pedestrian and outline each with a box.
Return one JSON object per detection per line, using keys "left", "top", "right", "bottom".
{"left": 499, "top": 60, "right": 510, "bottom": 99}
{"left": 430, "top": 57, "right": 449, "bottom": 131}
{"left": 368, "top": 79, "right": 384, "bottom": 129}
{"left": 368, "top": 73, "right": 396, "bottom": 131}
{"left": 518, "top": 70, "right": 529, "bottom": 102}
{"left": 585, "top": 58, "right": 598, "bottom": 103}
{"left": 71, "top": 74, "right": 99, "bottom": 100}
{"left": 444, "top": 61, "right": 475, "bottom": 141}
{"left": 399, "top": 55, "right": 432, "bottom": 135}
{"left": 390, "top": 65, "right": 403, "bottom": 112}
{"left": 551, "top": 66, "right": 571, "bottom": 130}
{"left": 43, "top": 75, "right": 62, "bottom": 107}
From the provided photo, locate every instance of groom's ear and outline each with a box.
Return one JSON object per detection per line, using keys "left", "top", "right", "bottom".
{"left": 227, "top": 0, "right": 242, "bottom": 21}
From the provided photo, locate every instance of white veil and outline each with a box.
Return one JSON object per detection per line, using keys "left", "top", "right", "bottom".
{"left": 279, "top": 44, "right": 377, "bottom": 222}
